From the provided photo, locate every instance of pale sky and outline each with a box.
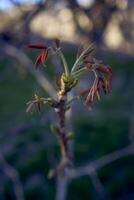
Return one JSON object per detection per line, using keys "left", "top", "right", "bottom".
{"left": 0, "top": 0, "right": 41, "bottom": 10}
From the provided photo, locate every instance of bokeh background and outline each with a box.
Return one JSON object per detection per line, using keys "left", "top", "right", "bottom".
{"left": 0, "top": 0, "right": 134, "bottom": 199}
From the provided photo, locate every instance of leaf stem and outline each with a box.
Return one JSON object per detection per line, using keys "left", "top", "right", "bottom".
{"left": 71, "top": 43, "right": 94, "bottom": 73}
{"left": 71, "top": 67, "right": 88, "bottom": 79}
{"left": 58, "top": 50, "right": 69, "bottom": 76}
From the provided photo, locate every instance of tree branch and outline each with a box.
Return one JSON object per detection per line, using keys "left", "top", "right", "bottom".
{"left": 0, "top": 152, "right": 24, "bottom": 200}
{"left": 1, "top": 41, "right": 56, "bottom": 98}
{"left": 68, "top": 144, "right": 134, "bottom": 179}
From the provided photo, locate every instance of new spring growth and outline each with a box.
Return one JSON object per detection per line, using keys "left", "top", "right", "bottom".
{"left": 26, "top": 39, "right": 112, "bottom": 113}
{"left": 26, "top": 39, "right": 112, "bottom": 177}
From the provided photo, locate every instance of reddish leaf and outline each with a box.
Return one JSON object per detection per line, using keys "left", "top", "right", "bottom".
{"left": 28, "top": 44, "right": 47, "bottom": 49}
{"left": 96, "top": 64, "right": 112, "bottom": 75}
{"left": 79, "top": 88, "right": 90, "bottom": 97}
{"left": 35, "top": 50, "right": 48, "bottom": 69}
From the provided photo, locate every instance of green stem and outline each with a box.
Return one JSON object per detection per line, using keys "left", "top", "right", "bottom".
{"left": 71, "top": 43, "right": 94, "bottom": 73}
{"left": 71, "top": 67, "right": 87, "bottom": 79}
{"left": 58, "top": 50, "right": 69, "bottom": 76}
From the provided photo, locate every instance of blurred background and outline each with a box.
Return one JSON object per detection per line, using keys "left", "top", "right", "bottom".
{"left": 0, "top": 0, "right": 134, "bottom": 199}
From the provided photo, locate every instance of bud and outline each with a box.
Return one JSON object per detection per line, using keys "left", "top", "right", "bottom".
{"left": 35, "top": 50, "right": 48, "bottom": 69}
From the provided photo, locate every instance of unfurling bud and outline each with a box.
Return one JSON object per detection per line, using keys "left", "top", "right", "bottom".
{"left": 28, "top": 43, "right": 48, "bottom": 69}
{"left": 26, "top": 94, "right": 42, "bottom": 112}
{"left": 35, "top": 50, "right": 48, "bottom": 69}
{"left": 59, "top": 73, "right": 78, "bottom": 95}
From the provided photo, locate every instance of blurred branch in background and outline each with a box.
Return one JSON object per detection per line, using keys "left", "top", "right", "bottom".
{"left": 69, "top": 144, "right": 134, "bottom": 179}
{"left": 89, "top": 170, "right": 106, "bottom": 198}
{"left": 0, "top": 152, "right": 24, "bottom": 200}
{"left": 1, "top": 0, "right": 134, "bottom": 55}
{"left": 56, "top": 175, "right": 68, "bottom": 200}
{"left": 0, "top": 40, "right": 56, "bottom": 98}
{"left": 68, "top": 143, "right": 134, "bottom": 199}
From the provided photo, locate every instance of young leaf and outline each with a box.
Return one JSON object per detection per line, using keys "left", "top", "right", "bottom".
{"left": 28, "top": 44, "right": 47, "bottom": 49}
{"left": 35, "top": 50, "right": 48, "bottom": 69}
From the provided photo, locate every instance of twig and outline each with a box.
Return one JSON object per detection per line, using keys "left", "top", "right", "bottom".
{"left": 66, "top": 144, "right": 134, "bottom": 199}
{"left": 89, "top": 170, "right": 106, "bottom": 199}
{"left": 49, "top": 92, "right": 72, "bottom": 178}
{"left": 68, "top": 144, "right": 134, "bottom": 179}
{"left": 56, "top": 174, "right": 68, "bottom": 200}
{"left": 55, "top": 93, "right": 74, "bottom": 200}
{"left": 1, "top": 41, "right": 56, "bottom": 98}
{"left": 0, "top": 152, "right": 24, "bottom": 200}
